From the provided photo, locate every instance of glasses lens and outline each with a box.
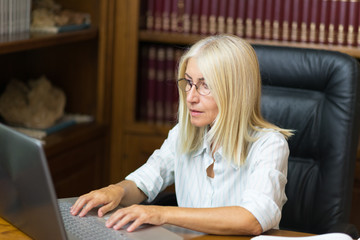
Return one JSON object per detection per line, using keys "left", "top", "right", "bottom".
{"left": 178, "top": 79, "right": 189, "bottom": 92}
{"left": 198, "top": 83, "right": 210, "bottom": 95}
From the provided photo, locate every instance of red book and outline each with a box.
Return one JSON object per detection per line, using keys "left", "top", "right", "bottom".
{"left": 337, "top": 0, "right": 348, "bottom": 45}
{"left": 183, "top": 0, "right": 192, "bottom": 33}
{"left": 327, "top": 0, "right": 339, "bottom": 45}
{"left": 147, "top": 45, "right": 157, "bottom": 124}
{"left": 138, "top": 45, "right": 149, "bottom": 121}
{"left": 155, "top": 47, "right": 166, "bottom": 124}
{"left": 146, "top": 0, "right": 155, "bottom": 30}
{"left": 162, "top": 0, "right": 172, "bottom": 32}
{"left": 309, "top": 0, "right": 320, "bottom": 43}
{"left": 318, "top": 0, "right": 330, "bottom": 44}
{"left": 226, "top": 0, "right": 237, "bottom": 34}
{"left": 300, "top": 0, "right": 311, "bottom": 43}
{"left": 235, "top": 0, "right": 246, "bottom": 37}
{"left": 357, "top": 2, "right": 360, "bottom": 47}
{"left": 255, "top": 0, "right": 265, "bottom": 39}
{"left": 170, "top": 0, "right": 179, "bottom": 32}
{"left": 245, "top": 0, "right": 256, "bottom": 38}
{"left": 291, "top": 0, "right": 302, "bottom": 42}
{"left": 209, "top": 0, "right": 219, "bottom": 34}
{"left": 154, "top": 0, "right": 164, "bottom": 31}
{"left": 217, "top": 0, "right": 227, "bottom": 34}
{"left": 200, "top": 0, "right": 210, "bottom": 34}
{"left": 264, "top": 0, "right": 274, "bottom": 40}
{"left": 347, "top": 0, "right": 359, "bottom": 46}
{"left": 164, "top": 47, "right": 176, "bottom": 124}
{"left": 282, "top": 0, "right": 292, "bottom": 41}
{"left": 173, "top": 49, "right": 183, "bottom": 118}
{"left": 272, "top": 0, "right": 283, "bottom": 41}
{"left": 191, "top": 0, "right": 202, "bottom": 34}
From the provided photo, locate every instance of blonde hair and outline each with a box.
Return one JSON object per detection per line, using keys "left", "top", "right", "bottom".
{"left": 177, "top": 34, "right": 292, "bottom": 166}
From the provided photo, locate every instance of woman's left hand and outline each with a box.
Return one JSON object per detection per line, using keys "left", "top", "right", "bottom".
{"left": 105, "top": 205, "right": 166, "bottom": 232}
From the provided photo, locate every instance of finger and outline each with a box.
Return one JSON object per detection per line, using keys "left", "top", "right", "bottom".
{"left": 78, "top": 200, "right": 101, "bottom": 217}
{"left": 113, "top": 215, "right": 134, "bottom": 230}
{"left": 106, "top": 210, "right": 126, "bottom": 228}
{"left": 126, "top": 218, "right": 143, "bottom": 232}
{"left": 98, "top": 203, "right": 116, "bottom": 217}
{"left": 70, "top": 196, "right": 90, "bottom": 215}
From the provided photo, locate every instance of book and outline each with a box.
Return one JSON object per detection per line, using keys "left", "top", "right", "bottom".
{"left": 272, "top": 0, "right": 283, "bottom": 40}
{"left": 300, "top": 0, "right": 311, "bottom": 42}
{"left": 291, "top": 0, "right": 302, "bottom": 42}
{"left": 245, "top": 0, "right": 256, "bottom": 38}
{"left": 176, "top": 0, "right": 185, "bottom": 32}
{"left": 309, "top": 0, "right": 321, "bottom": 43}
{"left": 255, "top": 0, "right": 265, "bottom": 39}
{"left": 209, "top": 0, "right": 219, "bottom": 34}
{"left": 155, "top": 47, "right": 166, "bottom": 125}
{"left": 318, "top": 0, "right": 330, "bottom": 44}
{"left": 170, "top": 0, "right": 179, "bottom": 32}
{"left": 9, "top": 113, "right": 94, "bottom": 140}
{"left": 217, "top": 0, "right": 227, "bottom": 34}
{"left": 200, "top": 0, "right": 210, "bottom": 34}
{"left": 154, "top": 0, "right": 163, "bottom": 31}
{"left": 164, "top": 47, "right": 176, "bottom": 124}
{"left": 146, "top": 45, "right": 157, "bottom": 124}
{"left": 162, "top": 0, "right": 172, "bottom": 32}
{"left": 146, "top": 0, "right": 155, "bottom": 30}
{"left": 226, "top": 0, "right": 237, "bottom": 34}
{"left": 282, "top": 0, "right": 292, "bottom": 41}
{"left": 191, "top": 0, "right": 202, "bottom": 34}
{"left": 235, "top": 0, "right": 247, "bottom": 37}
{"left": 327, "top": 0, "right": 339, "bottom": 44}
{"left": 183, "top": 0, "right": 192, "bottom": 33}
{"left": 137, "top": 45, "right": 149, "bottom": 121}
{"left": 337, "top": 0, "right": 348, "bottom": 45}
{"left": 347, "top": 0, "right": 359, "bottom": 46}
{"left": 30, "top": 23, "right": 90, "bottom": 33}
{"left": 263, "top": 0, "right": 274, "bottom": 40}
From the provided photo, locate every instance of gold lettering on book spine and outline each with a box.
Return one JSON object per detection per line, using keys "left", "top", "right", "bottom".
{"left": 163, "top": 12, "right": 170, "bottom": 31}
{"left": 255, "top": 19, "right": 262, "bottom": 39}
{"left": 226, "top": 17, "right": 234, "bottom": 34}
{"left": 201, "top": 15, "right": 208, "bottom": 34}
{"left": 319, "top": 23, "right": 325, "bottom": 43}
{"left": 191, "top": 14, "right": 199, "bottom": 33}
{"left": 171, "top": 12, "right": 177, "bottom": 32}
{"left": 218, "top": 16, "right": 225, "bottom": 33}
{"left": 301, "top": 22, "right": 307, "bottom": 42}
{"left": 183, "top": 14, "right": 190, "bottom": 33}
{"left": 309, "top": 23, "right": 316, "bottom": 42}
{"left": 347, "top": 26, "right": 354, "bottom": 45}
{"left": 291, "top": 22, "right": 298, "bottom": 41}
{"left": 328, "top": 24, "right": 335, "bottom": 44}
{"left": 236, "top": 18, "right": 244, "bottom": 37}
{"left": 282, "top": 21, "right": 289, "bottom": 41}
{"left": 337, "top": 24, "right": 344, "bottom": 44}
{"left": 272, "top": 21, "right": 279, "bottom": 40}
{"left": 209, "top": 15, "right": 217, "bottom": 34}
{"left": 357, "top": 26, "right": 360, "bottom": 46}
{"left": 246, "top": 18, "right": 253, "bottom": 37}
{"left": 264, "top": 20, "right": 271, "bottom": 39}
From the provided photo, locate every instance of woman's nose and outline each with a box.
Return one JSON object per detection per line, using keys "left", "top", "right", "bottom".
{"left": 186, "top": 85, "right": 199, "bottom": 102}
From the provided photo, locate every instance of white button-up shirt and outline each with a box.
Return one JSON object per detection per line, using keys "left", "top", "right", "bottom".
{"left": 126, "top": 124, "right": 289, "bottom": 232}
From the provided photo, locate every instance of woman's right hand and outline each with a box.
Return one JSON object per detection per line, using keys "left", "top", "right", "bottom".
{"left": 70, "top": 184, "right": 124, "bottom": 218}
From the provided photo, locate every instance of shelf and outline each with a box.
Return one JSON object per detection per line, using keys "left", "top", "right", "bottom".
{"left": 124, "top": 121, "right": 172, "bottom": 137}
{"left": 44, "top": 122, "right": 107, "bottom": 157}
{"left": 139, "top": 30, "right": 360, "bottom": 58}
{"left": 0, "top": 27, "right": 98, "bottom": 55}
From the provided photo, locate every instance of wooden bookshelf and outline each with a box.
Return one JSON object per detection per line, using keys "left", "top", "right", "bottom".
{"left": 0, "top": 0, "right": 113, "bottom": 197}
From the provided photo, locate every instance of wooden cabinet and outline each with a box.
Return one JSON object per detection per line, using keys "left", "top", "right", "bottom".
{"left": 0, "top": 0, "right": 113, "bottom": 197}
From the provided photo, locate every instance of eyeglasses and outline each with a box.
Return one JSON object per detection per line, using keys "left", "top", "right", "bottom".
{"left": 177, "top": 78, "right": 211, "bottom": 96}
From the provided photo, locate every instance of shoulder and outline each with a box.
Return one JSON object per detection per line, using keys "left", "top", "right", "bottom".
{"left": 250, "top": 128, "right": 289, "bottom": 155}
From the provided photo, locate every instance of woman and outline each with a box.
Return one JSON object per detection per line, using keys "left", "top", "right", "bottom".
{"left": 71, "top": 34, "right": 292, "bottom": 235}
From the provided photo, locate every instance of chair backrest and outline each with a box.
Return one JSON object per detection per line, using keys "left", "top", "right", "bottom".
{"left": 254, "top": 45, "right": 360, "bottom": 235}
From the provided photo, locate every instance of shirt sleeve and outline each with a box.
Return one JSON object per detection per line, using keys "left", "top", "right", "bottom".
{"left": 239, "top": 131, "right": 289, "bottom": 232}
{"left": 125, "top": 125, "right": 179, "bottom": 203}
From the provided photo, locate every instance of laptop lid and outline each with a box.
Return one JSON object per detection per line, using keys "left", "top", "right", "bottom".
{"left": 0, "top": 123, "right": 67, "bottom": 240}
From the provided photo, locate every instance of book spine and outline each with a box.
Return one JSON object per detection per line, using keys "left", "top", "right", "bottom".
{"left": 272, "top": 0, "right": 283, "bottom": 41}
{"left": 177, "top": 0, "right": 185, "bottom": 32}
{"left": 162, "top": 0, "right": 172, "bottom": 32}
{"left": 282, "top": 0, "right": 292, "bottom": 41}
{"left": 337, "top": 0, "right": 348, "bottom": 45}
{"left": 191, "top": 0, "right": 201, "bottom": 34}
{"left": 347, "top": 0, "right": 359, "bottom": 46}
{"left": 209, "top": 0, "right": 219, "bottom": 34}
{"left": 357, "top": 1, "right": 360, "bottom": 47}
{"left": 309, "top": 0, "right": 320, "bottom": 43}
{"left": 255, "top": 0, "right": 265, "bottom": 39}
{"left": 291, "top": 0, "right": 302, "bottom": 42}
{"left": 200, "top": 0, "right": 210, "bottom": 34}
{"left": 226, "top": 0, "right": 237, "bottom": 34}
{"left": 217, "top": 0, "right": 227, "bottom": 34}
{"left": 138, "top": 45, "right": 149, "bottom": 121}
{"left": 156, "top": 46, "right": 166, "bottom": 125}
{"left": 173, "top": 49, "right": 183, "bottom": 119}
{"left": 245, "top": 0, "right": 256, "bottom": 38}
{"left": 300, "top": 0, "right": 311, "bottom": 42}
{"left": 154, "top": 0, "right": 163, "bottom": 31}
{"left": 182, "top": 0, "right": 192, "bottom": 33}
{"left": 170, "top": 0, "right": 179, "bottom": 32}
{"left": 0, "top": 0, "right": 3, "bottom": 35}
{"left": 165, "top": 47, "right": 175, "bottom": 124}
{"left": 264, "top": 0, "right": 274, "bottom": 40}
{"left": 147, "top": 45, "right": 157, "bottom": 124}
{"left": 318, "top": 0, "right": 330, "bottom": 44}
{"left": 146, "top": 0, "right": 155, "bottom": 30}
{"left": 235, "top": 0, "right": 246, "bottom": 37}
{"left": 328, "top": 0, "right": 339, "bottom": 45}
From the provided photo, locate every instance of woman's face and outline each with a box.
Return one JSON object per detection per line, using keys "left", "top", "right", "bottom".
{"left": 185, "top": 58, "right": 219, "bottom": 127}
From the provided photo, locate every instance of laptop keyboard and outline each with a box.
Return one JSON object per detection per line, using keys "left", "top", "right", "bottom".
{"left": 59, "top": 200, "right": 131, "bottom": 240}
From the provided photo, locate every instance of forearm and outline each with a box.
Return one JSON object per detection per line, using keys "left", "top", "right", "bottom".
{"left": 115, "top": 180, "right": 147, "bottom": 206}
{"left": 162, "top": 206, "right": 262, "bottom": 235}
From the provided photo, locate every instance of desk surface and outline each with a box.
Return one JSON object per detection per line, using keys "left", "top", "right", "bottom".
{"left": 0, "top": 216, "right": 313, "bottom": 240}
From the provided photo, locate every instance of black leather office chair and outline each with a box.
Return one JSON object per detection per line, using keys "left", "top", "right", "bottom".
{"left": 255, "top": 45, "right": 360, "bottom": 238}
{"left": 150, "top": 45, "right": 360, "bottom": 238}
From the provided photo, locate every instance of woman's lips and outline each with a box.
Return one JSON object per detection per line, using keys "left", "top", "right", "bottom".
{"left": 190, "top": 109, "right": 202, "bottom": 117}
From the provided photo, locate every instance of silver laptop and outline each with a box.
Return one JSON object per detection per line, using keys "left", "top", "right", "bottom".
{"left": 0, "top": 123, "right": 183, "bottom": 240}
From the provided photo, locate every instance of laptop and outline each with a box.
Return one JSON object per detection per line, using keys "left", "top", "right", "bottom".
{"left": 0, "top": 123, "right": 183, "bottom": 240}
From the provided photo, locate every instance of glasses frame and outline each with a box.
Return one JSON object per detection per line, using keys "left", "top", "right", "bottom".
{"left": 177, "top": 78, "right": 211, "bottom": 96}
